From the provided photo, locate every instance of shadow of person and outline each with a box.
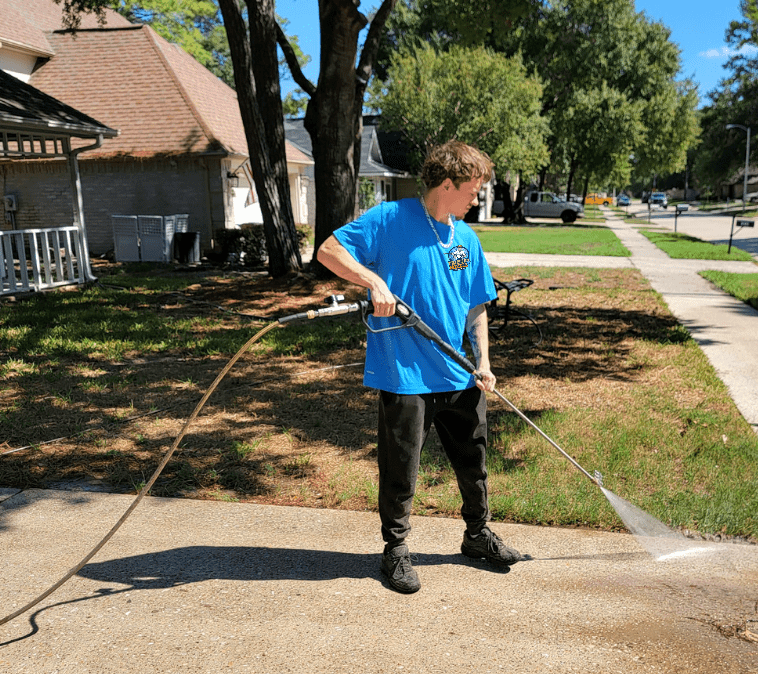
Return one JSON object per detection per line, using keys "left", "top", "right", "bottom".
{"left": 76, "top": 546, "right": 505, "bottom": 591}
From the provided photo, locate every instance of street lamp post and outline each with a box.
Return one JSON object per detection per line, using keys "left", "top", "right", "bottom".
{"left": 726, "top": 123, "right": 752, "bottom": 213}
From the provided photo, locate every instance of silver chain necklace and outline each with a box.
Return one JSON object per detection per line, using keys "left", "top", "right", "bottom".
{"left": 420, "top": 196, "right": 455, "bottom": 249}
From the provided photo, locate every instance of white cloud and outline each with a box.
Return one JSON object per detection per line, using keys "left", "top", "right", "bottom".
{"left": 699, "top": 45, "right": 758, "bottom": 59}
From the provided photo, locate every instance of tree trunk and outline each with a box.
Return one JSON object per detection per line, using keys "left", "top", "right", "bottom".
{"left": 305, "top": 1, "right": 367, "bottom": 277}
{"left": 499, "top": 176, "right": 527, "bottom": 224}
{"left": 538, "top": 166, "right": 547, "bottom": 191}
{"left": 305, "top": 0, "right": 397, "bottom": 277}
{"left": 565, "top": 154, "right": 578, "bottom": 204}
{"left": 218, "top": 0, "right": 302, "bottom": 277}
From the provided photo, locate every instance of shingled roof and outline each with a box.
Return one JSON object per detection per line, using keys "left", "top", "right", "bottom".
{"left": 1, "top": 0, "right": 311, "bottom": 165}
{"left": 26, "top": 25, "right": 243, "bottom": 158}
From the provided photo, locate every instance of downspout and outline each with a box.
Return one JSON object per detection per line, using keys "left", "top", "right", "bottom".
{"left": 203, "top": 159, "right": 215, "bottom": 253}
{"left": 68, "top": 135, "right": 103, "bottom": 282}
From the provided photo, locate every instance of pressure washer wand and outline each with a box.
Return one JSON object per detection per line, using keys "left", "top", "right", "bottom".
{"left": 279, "top": 294, "right": 601, "bottom": 488}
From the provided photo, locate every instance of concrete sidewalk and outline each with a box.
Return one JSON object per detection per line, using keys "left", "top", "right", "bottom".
{"left": 1, "top": 488, "right": 757, "bottom": 673}
{"left": 486, "top": 208, "right": 758, "bottom": 432}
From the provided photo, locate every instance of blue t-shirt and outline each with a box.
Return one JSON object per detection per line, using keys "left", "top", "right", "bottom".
{"left": 333, "top": 198, "right": 497, "bottom": 394}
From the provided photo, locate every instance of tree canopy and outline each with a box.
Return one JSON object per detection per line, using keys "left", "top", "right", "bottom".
{"left": 693, "top": 0, "right": 758, "bottom": 194}
{"left": 380, "top": 44, "right": 549, "bottom": 178}
{"left": 377, "top": 0, "right": 700, "bottom": 196}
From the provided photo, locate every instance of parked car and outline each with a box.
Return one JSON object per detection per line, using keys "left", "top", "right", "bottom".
{"left": 523, "top": 191, "right": 584, "bottom": 223}
{"left": 649, "top": 192, "right": 668, "bottom": 208}
{"left": 617, "top": 194, "right": 631, "bottom": 207}
{"left": 585, "top": 193, "right": 611, "bottom": 206}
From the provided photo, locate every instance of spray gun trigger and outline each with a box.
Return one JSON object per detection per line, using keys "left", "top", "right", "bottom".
{"left": 594, "top": 470, "right": 604, "bottom": 487}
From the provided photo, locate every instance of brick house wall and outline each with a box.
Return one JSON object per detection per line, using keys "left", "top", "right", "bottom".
{"left": 1, "top": 155, "right": 228, "bottom": 256}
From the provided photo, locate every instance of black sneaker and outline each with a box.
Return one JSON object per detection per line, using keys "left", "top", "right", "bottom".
{"left": 380, "top": 544, "right": 421, "bottom": 594}
{"left": 461, "top": 527, "right": 525, "bottom": 566}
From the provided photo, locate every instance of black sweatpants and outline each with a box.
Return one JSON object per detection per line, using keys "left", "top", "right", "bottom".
{"left": 377, "top": 386, "right": 491, "bottom": 546}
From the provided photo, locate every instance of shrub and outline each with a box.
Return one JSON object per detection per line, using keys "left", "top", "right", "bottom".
{"left": 214, "top": 224, "right": 310, "bottom": 267}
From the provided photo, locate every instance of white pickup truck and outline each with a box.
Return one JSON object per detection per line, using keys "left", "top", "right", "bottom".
{"left": 523, "top": 191, "right": 584, "bottom": 223}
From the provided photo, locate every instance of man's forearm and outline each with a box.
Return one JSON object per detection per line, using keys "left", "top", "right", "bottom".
{"left": 466, "top": 304, "right": 490, "bottom": 370}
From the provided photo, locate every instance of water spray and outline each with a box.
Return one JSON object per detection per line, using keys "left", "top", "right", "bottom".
{"left": 279, "top": 294, "right": 703, "bottom": 559}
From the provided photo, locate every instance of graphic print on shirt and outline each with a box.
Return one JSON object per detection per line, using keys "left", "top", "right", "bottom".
{"left": 447, "top": 245, "right": 470, "bottom": 271}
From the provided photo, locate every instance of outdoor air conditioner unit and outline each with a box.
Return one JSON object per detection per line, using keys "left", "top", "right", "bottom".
{"left": 3, "top": 195, "right": 17, "bottom": 211}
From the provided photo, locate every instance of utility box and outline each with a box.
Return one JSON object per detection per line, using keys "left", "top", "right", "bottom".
{"left": 112, "top": 214, "right": 193, "bottom": 262}
{"left": 174, "top": 231, "right": 200, "bottom": 263}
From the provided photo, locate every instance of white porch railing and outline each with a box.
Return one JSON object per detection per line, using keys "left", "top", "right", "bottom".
{"left": 0, "top": 226, "right": 89, "bottom": 296}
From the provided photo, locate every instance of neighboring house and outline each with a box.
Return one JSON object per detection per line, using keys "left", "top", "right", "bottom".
{"left": 0, "top": 0, "right": 312, "bottom": 261}
{"left": 0, "top": 68, "right": 117, "bottom": 293}
{"left": 360, "top": 116, "right": 496, "bottom": 221}
{"left": 719, "top": 165, "right": 758, "bottom": 202}
{"left": 283, "top": 116, "right": 418, "bottom": 225}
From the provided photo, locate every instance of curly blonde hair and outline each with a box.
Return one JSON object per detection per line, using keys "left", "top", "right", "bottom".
{"left": 421, "top": 140, "right": 494, "bottom": 189}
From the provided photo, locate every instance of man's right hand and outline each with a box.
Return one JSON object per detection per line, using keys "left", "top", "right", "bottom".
{"left": 370, "top": 281, "right": 396, "bottom": 318}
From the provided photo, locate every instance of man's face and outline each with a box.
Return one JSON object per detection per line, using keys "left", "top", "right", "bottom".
{"left": 448, "top": 177, "right": 483, "bottom": 219}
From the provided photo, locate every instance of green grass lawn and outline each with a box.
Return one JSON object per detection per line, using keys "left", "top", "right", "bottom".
{"left": 700, "top": 270, "right": 758, "bottom": 310}
{"left": 639, "top": 229, "right": 755, "bottom": 261}
{"left": 473, "top": 224, "right": 630, "bottom": 256}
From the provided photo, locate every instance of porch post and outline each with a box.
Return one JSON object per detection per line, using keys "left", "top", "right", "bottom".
{"left": 67, "top": 137, "right": 102, "bottom": 282}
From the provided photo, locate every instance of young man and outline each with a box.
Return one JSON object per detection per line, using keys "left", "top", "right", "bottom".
{"left": 317, "top": 140, "right": 526, "bottom": 594}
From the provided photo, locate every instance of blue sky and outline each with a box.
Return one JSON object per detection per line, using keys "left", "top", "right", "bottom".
{"left": 275, "top": 0, "right": 753, "bottom": 106}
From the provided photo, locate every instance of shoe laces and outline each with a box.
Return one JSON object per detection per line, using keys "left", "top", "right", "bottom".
{"left": 390, "top": 549, "right": 416, "bottom": 577}
{"left": 480, "top": 527, "right": 506, "bottom": 553}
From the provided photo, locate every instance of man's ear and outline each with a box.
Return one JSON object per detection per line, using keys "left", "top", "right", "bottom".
{"left": 441, "top": 178, "right": 454, "bottom": 191}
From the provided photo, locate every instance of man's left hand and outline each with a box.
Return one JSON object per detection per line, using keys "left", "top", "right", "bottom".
{"left": 475, "top": 369, "right": 496, "bottom": 392}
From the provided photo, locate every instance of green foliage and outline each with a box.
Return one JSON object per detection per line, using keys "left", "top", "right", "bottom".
{"left": 380, "top": 0, "right": 700, "bottom": 192}
{"left": 380, "top": 44, "right": 549, "bottom": 178}
{"left": 357, "top": 178, "right": 379, "bottom": 212}
{"left": 214, "top": 224, "right": 310, "bottom": 267}
{"left": 692, "top": 0, "right": 757, "bottom": 191}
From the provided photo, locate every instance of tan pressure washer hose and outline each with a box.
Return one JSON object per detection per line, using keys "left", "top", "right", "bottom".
{"left": 0, "top": 321, "right": 281, "bottom": 628}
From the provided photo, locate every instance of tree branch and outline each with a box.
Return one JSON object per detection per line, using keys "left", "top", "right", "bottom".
{"left": 275, "top": 22, "right": 316, "bottom": 97}
{"left": 356, "top": 0, "right": 397, "bottom": 85}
